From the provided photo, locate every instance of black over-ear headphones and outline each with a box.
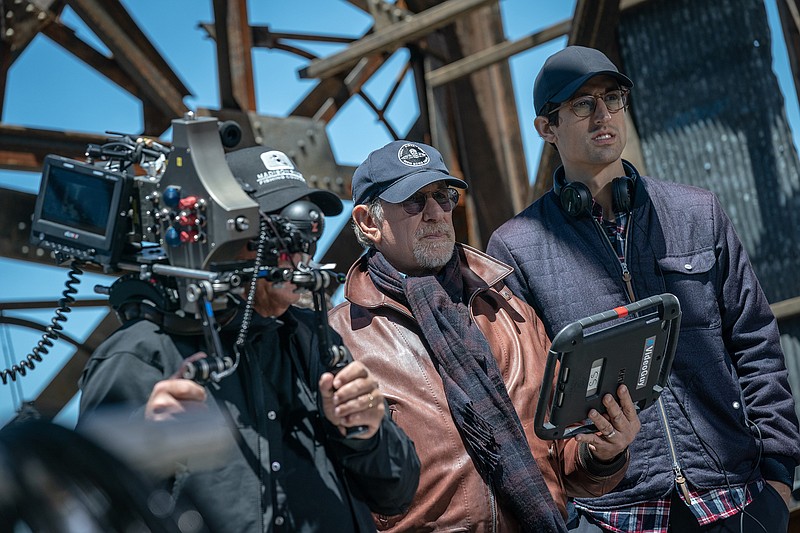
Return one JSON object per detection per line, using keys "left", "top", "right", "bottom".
{"left": 552, "top": 160, "right": 639, "bottom": 218}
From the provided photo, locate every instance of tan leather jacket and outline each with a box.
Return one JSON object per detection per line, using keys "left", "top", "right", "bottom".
{"left": 329, "top": 244, "right": 627, "bottom": 532}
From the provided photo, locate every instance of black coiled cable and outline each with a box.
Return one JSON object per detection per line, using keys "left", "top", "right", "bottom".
{"left": 0, "top": 262, "right": 82, "bottom": 385}
{"left": 180, "top": 217, "right": 268, "bottom": 383}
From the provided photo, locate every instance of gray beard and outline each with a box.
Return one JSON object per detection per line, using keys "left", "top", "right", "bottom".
{"left": 412, "top": 223, "right": 455, "bottom": 271}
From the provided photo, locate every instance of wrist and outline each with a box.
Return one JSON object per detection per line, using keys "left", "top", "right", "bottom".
{"left": 580, "top": 442, "right": 628, "bottom": 476}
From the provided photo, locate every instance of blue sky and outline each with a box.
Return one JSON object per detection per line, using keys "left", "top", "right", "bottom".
{"left": 0, "top": 0, "right": 798, "bottom": 428}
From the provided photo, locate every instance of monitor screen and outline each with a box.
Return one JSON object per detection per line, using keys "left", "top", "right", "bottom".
{"left": 31, "top": 155, "right": 129, "bottom": 265}
{"left": 39, "top": 164, "right": 117, "bottom": 236}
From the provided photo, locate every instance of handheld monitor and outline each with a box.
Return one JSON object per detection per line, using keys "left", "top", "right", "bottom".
{"left": 30, "top": 154, "right": 131, "bottom": 266}
{"left": 534, "top": 293, "right": 681, "bottom": 440}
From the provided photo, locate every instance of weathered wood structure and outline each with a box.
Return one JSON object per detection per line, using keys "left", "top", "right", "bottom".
{"left": 1, "top": 0, "right": 800, "bottom": 511}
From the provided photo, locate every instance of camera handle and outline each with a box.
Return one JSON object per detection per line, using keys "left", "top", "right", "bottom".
{"left": 174, "top": 253, "right": 368, "bottom": 437}
{"left": 305, "top": 270, "right": 369, "bottom": 438}
{"left": 179, "top": 282, "right": 234, "bottom": 384}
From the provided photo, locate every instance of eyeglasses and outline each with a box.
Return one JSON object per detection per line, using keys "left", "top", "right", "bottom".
{"left": 399, "top": 187, "right": 460, "bottom": 215}
{"left": 554, "top": 89, "right": 629, "bottom": 118}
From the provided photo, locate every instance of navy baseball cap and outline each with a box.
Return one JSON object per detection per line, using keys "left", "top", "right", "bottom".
{"left": 226, "top": 146, "right": 343, "bottom": 216}
{"left": 533, "top": 46, "right": 633, "bottom": 116}
{"left": 352, "top": 141, "right": 468, "bottom": 205}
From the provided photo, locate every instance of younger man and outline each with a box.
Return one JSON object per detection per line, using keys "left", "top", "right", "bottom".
{"left": 488, "top": 46, "right": 800, "bottom": 532}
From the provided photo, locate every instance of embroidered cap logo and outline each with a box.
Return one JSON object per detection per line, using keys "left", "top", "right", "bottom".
{"left": 397, "top": 143, "right": 430, "bottom": 167}
{"left": 260, "top": 150, "right": 294, "bottom": 171}
{"left": 256, "top": 150, "right": 304, "bottom": 185}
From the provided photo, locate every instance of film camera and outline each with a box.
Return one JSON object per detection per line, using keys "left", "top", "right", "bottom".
{"left": 29, "top": 114, "right": 334, "bottom": 314}
{"left": 9, "top": 113, "right": 346, "bottom": 386}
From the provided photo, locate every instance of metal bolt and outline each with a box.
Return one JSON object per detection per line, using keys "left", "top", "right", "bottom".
{"left": 234, "top": 216, "right": 250, "bottom": 231}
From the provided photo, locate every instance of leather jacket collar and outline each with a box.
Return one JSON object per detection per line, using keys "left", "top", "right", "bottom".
{"left": 343, "top": 243, "right": 514, "bottom": 313}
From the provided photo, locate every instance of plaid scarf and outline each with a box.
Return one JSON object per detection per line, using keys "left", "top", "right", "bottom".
{"left": 366, "top": 249, "right": 566, "bottom": 533}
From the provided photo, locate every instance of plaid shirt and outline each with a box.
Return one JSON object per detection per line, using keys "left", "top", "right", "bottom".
{"left": 586, "top": 201, "right": 765, "bottom": 530}
{"left": 592, "top": 201, "right": 627, "bottom": 260}
{"left": 574, "top": 480, "right": 764, "bottom": 532}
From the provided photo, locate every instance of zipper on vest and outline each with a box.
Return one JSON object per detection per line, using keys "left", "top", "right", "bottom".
{"left": 657, "top": 397, "right": 692, "bottom": 502}
{"left": 594, "top": 213, "right": 690, "bottom": 502}
{"left": 594, "top": 214, "right": 693, "bottom": 504}
{"left": 597, "top": 216, "right": 690, "bottom": 501}
{"left": 619, "top": 261, "right": 634, "bottom": 302}
{"left": 592, "top": 219, "right": 635, "bottom": 302}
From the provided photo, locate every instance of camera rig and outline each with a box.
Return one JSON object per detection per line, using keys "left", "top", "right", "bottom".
{"left": 30, "top": 114, "right": 261, "bottom": 310}
{"left": 4, "top": 113, "right": 350, "bottom": 386}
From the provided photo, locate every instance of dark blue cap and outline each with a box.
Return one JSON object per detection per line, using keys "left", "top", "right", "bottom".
{"left": 226, "top": 146, "right": 343, "bottom": 216}
{"left": 352, "top": 141, "right": 467, "bottom": 205}
{"left": 533, "top": 46, "right": 633, "bottom": 116}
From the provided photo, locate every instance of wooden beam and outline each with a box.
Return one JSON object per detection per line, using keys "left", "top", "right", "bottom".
{"left": 46, "top": 18, "right": 169, "bottom": 134}
{"left": 213, "top": 0, "right": 256, "bottom": 111}
{"left": 427, "top": 21, "right": 570, "bottom": 88}
{"left": 773, "top": 295, "right": 800, "bottom": 322}
{"left": 0, "top": 0, "right": 62, "bottom": 119}
{"left": 251, "top": 27, "right": 355, "bottom": 46}
{"left": 0, "top": 42, "right": 9, "bottom": 119}
{"left": 0, "top": 299, "right": 110, "bottom": 311}
{"left": 298, "top": 0, "right": 495, "bottom": 80}
{"left": 0, "top": 0, "right": 59, "bottom": 57}
{"left": 571, "top": 0, "right": 622, "bottom": 49}
{"left": 358, "top": 0, "right": 414, "bottom": 31}
{"left": 415, "top": 0, "right": 530, "bottom": 247}
{"left": 345, "top": 0, "right": 370, "bottom": 13}
{"left": 66, "top": 0, "right": 190, "bottom": 131}
{"left": 292, "top": 55, "right": 389, "bottom": 121}
{"left": 0, "top": 188, "right": 51, "bottom": 267}
{"left": 0, "top": 125, "right": 109, "bottom": 172}
{"left": 425, "top": 0, "right": 652, "bottom": 89}
{"left": 41, "top": 21, "right": 137, "bottom": 94}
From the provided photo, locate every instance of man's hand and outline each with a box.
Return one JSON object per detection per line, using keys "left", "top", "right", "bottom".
{"left": 319, "top": 360, "right": 384, "bottom": 439}
{"left": 574, "top": 384, "right": 641, "bottom": 462}
{"left": 145, "top": 379, "right": 208, "bottom": 422}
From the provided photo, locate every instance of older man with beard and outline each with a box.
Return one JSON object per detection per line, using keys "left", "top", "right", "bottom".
{"left": 328, "top": 141, "right": 639, "bottom": 533}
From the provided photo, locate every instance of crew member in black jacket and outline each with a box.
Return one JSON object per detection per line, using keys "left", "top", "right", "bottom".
{"left": 78, "top": 146, "right": 420, "bottom": 533}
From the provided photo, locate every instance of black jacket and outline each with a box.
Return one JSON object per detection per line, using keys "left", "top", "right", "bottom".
{"left": 78, "top": 306, "right": 420, "bottom": 532}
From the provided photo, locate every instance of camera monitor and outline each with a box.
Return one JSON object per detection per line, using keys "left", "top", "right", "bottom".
{"left": 534, "top": 293, "right": 681, "bottom": 440}
{"left": 30, "top": 154, "right": 130, "bottom": 266}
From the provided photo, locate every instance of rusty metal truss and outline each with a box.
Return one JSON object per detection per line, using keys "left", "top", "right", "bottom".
{"left": 1, "top": 0, "right": 799, "bottom": 433}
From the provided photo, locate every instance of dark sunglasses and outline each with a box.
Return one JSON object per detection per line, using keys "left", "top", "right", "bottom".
{"left": 399, "top": 187, "right": 460, "bottom": 215}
